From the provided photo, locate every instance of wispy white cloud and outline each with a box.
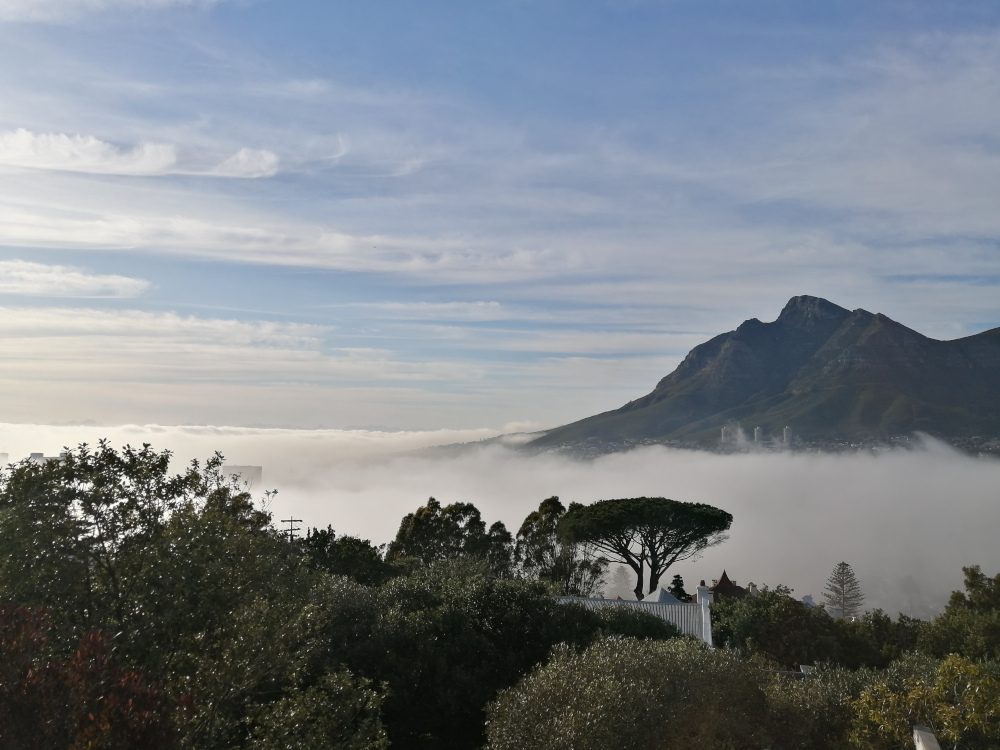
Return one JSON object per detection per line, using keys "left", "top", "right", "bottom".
{"left": 2, "top": 17, "right": 1000, "bottom": 431}
{"left": 0, "top": 303, "right": 673, "bottom": 428}
{"left": 0, "top": 129, "right": 279, "bottom": 179}
{"left": 0, "top": 129, "right": 176, "bottom": 175}
{"left": 211, "top": 148, "right": 280, "bottom": 178}
{"left": 0, "top": 0, "right": 220, "bottom": 23}
{"left": 0, "top": 305, "right": 322, "bottom": 344}
{"left": 674, "top": 33, "right": 1000, "bottom": 241}
{"left": 0, "top": 260, "right": 149, "bottom": 297}
{"left": 0, "top": 202, "right": 564, "bottom": 279}
{"left": 0, "top": 306, "right": 486, "bottom": 388}
{"left": 339, "top": 301, "right": 506, "bottom": 321}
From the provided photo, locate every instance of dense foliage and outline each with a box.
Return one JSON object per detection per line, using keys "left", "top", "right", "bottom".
{"left": 0, "top": 604, "right": 177, "bottom": 750}
{"left": 712, "top": 585, "right": 921, "bottom": 670}
{"left": 487, "top": 636, "right": 770, "bottom": 750}
{"left": 487, "top": 639, "right": 1000, "bottom": 750}
{"left": 514, "top": 496, "right": 606, "bottom": 596}
{"left": 2, "top": 442, "right": 998, "bottom": 749}
{"left": 386, "top": 496, "right": 514, "bottom": 577}
{"left": 0, "top": 443, "right": 677, "bottom": 750}
{"left": 919, "top": 565, "right": 1000, "bottom": 661}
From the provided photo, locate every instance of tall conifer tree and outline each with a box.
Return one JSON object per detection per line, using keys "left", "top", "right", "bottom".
{"left": 822, "top": 561, "right": 865, "bottom": 617}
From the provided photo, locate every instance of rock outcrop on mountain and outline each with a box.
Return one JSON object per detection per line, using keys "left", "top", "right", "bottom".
{"left": 529, "top": 296, "right": 1000, "bottom": 446}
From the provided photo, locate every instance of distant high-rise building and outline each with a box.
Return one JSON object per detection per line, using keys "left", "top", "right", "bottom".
{"left": 783, "top": 426, "right": 793, "bottom": 444}
{"left": 753, "top": 427, "right": 762, "bottom": 442}
{"left": 28, "top": 452, "right": 63, "bottom": 463}
{"left": 0, "top": 453, "right": 8, "bottom": 465}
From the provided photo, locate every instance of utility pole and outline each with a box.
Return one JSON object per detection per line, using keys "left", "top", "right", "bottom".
{"left": 281, "top": 517, "right": 302, "bottom": 543}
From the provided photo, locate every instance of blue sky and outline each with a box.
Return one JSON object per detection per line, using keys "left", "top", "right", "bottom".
{"left": 2, "top": 0, "right": 1000, "bottom": 430}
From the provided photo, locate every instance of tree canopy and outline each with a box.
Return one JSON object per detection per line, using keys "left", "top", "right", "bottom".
{"left": 299, "top": 525, "right": 397, "bottom": 586}
{"left": 558, "top": 497, "right": 732, "bottom": 600}
{"left": 387, "top": 497, "right": 513, "bottom": 576}
{"left": 920, "top": 565, "right": 1000, "bottom": 660}
{"left": 514, "top": 497, "right": 606, "bottom": 597}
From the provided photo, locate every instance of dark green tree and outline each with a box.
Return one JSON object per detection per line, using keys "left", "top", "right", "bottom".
{"left": 558, "top": 497, "right": 731, "bottom": 600}
{"left": 667, "top": 574, "right": 690, "bottom": 602}
{"left": 287, "top": 560, "right": 677, "bottom": 750}
{"left": 387, "top": 497, "right": 513, "bottom": 576}
{"left": 299, "top": 526, "right": 397, "bottom": 586}
{"left": 920, "top": 565, "right": 1000, "bottom": 660}
{"left": 0, "top": 441, "right": 199, "bottom": 649}
{"left": 712, "top": 585, "right": 920, "bottom": 670}
{"left": 711, "top": 585, "right": 845, "bottom": 669}
{"left": 0, "top": 442, "right": 321, "bottom": 750}
{"left": 822, "top": 562, "right": 865, "bottom": 618}
{"left": 514, "top": 497, "right": 606, "bottom": 596}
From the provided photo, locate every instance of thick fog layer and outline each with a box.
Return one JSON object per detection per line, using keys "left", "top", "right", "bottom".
{"left": 3, "top": 422, "right": 997, "bottom": 618}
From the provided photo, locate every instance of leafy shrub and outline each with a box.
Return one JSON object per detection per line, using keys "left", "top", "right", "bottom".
{"left": 589, "top": 601, "right": 682, "bottom": 641}
{"left": 712, "top": 586, "right": 845, "bottom": 668}
{"left": 713, "top": 585, "right": 923, "bottom": 670}
{"left": 299, "top": 526, "right": 398, "bottom": 587}
{"left": 486, "top": 636, "right": 769, "bottom": 750}
{"left": 251, "top": 668, "right": 388, "bottom": 750}
{"left": 849, "top": 653, "right": 1000, "bottom": 750}
{"left": 763, "top": 666, "right": 867, "bottom": 750}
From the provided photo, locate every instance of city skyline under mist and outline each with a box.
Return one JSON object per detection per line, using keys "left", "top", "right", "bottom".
{"left": 2, "top": 1, "right": 1000, "bottom": 429}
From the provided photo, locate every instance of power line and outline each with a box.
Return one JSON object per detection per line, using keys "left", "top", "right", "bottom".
{"left": 281, "top": 517, "right": 302, "bottom": 542}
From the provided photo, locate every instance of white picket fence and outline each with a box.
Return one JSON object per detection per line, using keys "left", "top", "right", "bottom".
{"left": 555, "top": 595, "right": 712, "bottom": 645}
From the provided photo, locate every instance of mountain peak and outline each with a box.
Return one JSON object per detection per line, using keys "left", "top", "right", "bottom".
{"left": 529, "top": 296, "right": 1000, "bottom": 447}
{"left": 776, "top": 295, "right": 851, "bottom": 326}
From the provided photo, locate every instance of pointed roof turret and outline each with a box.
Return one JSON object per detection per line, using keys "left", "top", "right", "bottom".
{"left": 709, "top": 569, "right": 747, "bottom": 601}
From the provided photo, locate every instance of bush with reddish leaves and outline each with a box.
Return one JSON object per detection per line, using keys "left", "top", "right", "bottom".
{"left": 0, "top": 604, "right": 178, "bottom": 750}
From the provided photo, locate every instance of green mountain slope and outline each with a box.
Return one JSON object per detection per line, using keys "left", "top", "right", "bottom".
{"left": 530, "top": 296, "right": 1000, "bottom": 446}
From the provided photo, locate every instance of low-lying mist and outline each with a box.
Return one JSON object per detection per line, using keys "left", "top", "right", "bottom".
{"left": 3, "top": 422, "right": 997, "bottom": 618}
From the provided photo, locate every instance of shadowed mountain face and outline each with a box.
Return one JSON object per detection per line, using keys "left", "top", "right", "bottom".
{"left": 531, "top": 296, "right": 1000, "bottom": 445}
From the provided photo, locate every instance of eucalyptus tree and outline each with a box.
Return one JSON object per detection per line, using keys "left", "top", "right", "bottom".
{"left": 514, "top": 496, "right": 606, "bottom": 596}
{"left": 387, "top": 497, "right": 513, "bottom": 576}
{"left": 558, "top": 497, "right": 732, "bottom": 600}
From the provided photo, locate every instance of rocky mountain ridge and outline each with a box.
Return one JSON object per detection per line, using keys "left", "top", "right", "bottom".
{"left": 529, "top": 296, "right": 1000, "bottom": 448}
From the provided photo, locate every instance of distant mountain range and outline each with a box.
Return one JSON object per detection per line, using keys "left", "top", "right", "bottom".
{"left": 529, "top": 296, "right": 1000, "bottom": 447}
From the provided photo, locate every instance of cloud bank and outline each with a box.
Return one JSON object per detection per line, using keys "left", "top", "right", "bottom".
{"left": 0, "top": 423, "right": 995, "bottom": 617}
